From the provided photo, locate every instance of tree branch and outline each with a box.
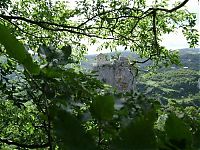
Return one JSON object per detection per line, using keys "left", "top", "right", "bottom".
{"left": 0, "top": 0, "right": 189, "bottom": 42}
{"left": 0, "top": 138, "right": 49, "bottom": 149}
{"left": 77, "top": 7, "right": 143, "bottom": 28}
{"left": 6, "top": 19, "right": 51, "bottom": 39}
{"left": 152, "top": 10, "right": 159, "bottom": 55}
{"left": 0, "top": 14, "right": 80, "bottom": 30}
{"left": 0, "top": 14, "right": 115, "bottom": 39}
{"left": 153, "top": 0, "right": 189, "bottom": 12}
{"left": 131, "top": 53, "right": 158, "bottom": 64}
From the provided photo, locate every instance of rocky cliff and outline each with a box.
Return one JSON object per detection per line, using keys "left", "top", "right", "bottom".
{"left": 93, "top": 54, "right": 136, "bottom": 92}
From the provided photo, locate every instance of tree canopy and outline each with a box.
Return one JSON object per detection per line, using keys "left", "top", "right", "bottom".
{"left": 0, "top": 0, "right": 199, "bottom": 149}
{"left": 1, "top": 0, "right": 199, "bottom": 63}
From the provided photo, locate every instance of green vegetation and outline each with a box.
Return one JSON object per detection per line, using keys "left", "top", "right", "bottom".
{"left": 138, "top": 69, "right": 200, "bottom": 100}
{"left": 0, "top": 0, "right": 200, "bottom": 149}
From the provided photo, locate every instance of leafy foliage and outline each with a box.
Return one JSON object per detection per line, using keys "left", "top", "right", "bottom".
{"left": 90, "top": 95, "right": 115, "bottom": 121}
{"left": 0, "top": 0, "right": 199, "bottom": 149}
{"left": 112, "top": 110, "right": 157, "bottom": 150}
{"left": 50, "top": 106, "right": 97, "bottom": 150}
{"left": 164, "top": 113, "right": 192, "bottom": 149}
{"left": 0, "top": 24, "right": 39, "bottom": 74}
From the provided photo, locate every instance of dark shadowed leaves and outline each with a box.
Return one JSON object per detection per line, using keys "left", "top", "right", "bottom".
{"left": 50, "top": 106, "right": 97, "bottom": 150}
{"left": 164, "top": 113, "right": 192, "bottom": 149}
{"left": 112, "top": 110, "right": 157, "bottom": 150}
{"left": 90, "top": 95, "right": 115, "bottom": 121}
{"left": 0, "top": 24, "right": 40, "bottom": 75}
{"left": 61, "top": 45, "right": 72, "bottom": 59}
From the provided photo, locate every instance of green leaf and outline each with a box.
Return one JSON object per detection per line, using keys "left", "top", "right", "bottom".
{"left": 165, "top": 113, "right": 192, "bottom": 149}
{"left": 112, "top": 110, "right": 157, "bottom": 150}
{"left": 0, "top": 24, "right": 40, "bottom": 75}
{"left": 61, "top": 45, "right": 72, "bottom": 59}
{"left": 50, "top": 107, "right": 96, "bottom": 150}
{"left": 42, "top": 67, "right": 64, "bottom": 78}
{"left": 23, "top": 54, "right": 40, "bottom": 75}
{"left": 0, "top": 24, "right": 26, "bottom": 61}
{"left": 90, "top": 95, "right": 114, "bottom": 121}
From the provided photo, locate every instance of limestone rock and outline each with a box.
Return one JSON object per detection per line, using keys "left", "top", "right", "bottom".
{"left": 93, "top": 55, "right": 136, "bottom": 92}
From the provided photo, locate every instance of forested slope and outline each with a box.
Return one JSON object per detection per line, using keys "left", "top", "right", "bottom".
{"left": 137, "top": 48, "right": 200, "bottom": 105}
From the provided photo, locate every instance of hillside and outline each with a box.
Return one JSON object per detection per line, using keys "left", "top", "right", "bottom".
{"left": 81, "top": 48, "right": 200, "bottom": 105}
{"left": 81, "top": 48, "right": 200, "bottom": 70}
{"left": 179, "top": 48, "right": 200, "bottom": 70}
{"left": 136, "top": 48, "right": 200, "bottom": 105}
{"left": 137, "top": 69, "right": 200, "bottom": 105}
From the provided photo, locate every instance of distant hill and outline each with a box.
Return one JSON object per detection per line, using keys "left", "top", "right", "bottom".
{"left": 136, "top": 48, "right": 200, "bottom": 105}
{"left": 81, "top": 48, "right": 200, "bottom": 70}
{"left": 179, "top": 48, "right": 200, "bottom": 70}
{"left": 81, "top": 48, "right": 200, "bottom": 105}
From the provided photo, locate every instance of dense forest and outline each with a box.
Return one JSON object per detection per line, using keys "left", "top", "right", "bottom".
{"left": 0, "top": 0, "right": 200, "bottom": 150}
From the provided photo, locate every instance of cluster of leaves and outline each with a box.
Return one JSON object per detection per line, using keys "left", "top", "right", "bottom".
{"left": 1, "top": 23, "right": 200, "bottom": 149}
{"left": 0, "top": 0, "right": 199, "bottom": 64}
{"left": 0, "top": 23, "right": 106, "bottom": 149}
{"left": 0, "top": 0, "right": 200, "bottom": 149}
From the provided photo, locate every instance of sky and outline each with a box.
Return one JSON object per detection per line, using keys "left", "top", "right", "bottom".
{"left": 68, "top": 0, "right": 199, "bottom": 54}
{"left": 160, "top": 0, "right": 200, "bottom": 50}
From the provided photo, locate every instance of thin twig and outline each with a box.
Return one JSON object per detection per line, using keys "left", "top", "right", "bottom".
{"left": 131, "top": 53, "right": 158, "bottom": 64}
{"left": 153, "top": 0, "right": 189, "bottom": 13}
